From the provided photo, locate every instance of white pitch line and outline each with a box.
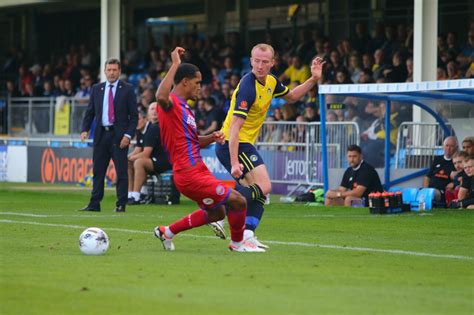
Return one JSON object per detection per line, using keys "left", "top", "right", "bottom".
{"left": 0, "top": 219, "right": 472, "bottom": 261}
{"left": 0, "top": 212, "right": 162, "bottom": 218}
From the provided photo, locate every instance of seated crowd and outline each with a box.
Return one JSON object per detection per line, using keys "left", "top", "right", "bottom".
{"left": 4, "top": 22, "right": 473, "bottom": 140}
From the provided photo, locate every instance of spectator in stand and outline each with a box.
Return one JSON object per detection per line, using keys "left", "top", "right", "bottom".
{"left": 260, "top": 116, "right": 281, "bottom": 150}
{"left": 139, "top": 88, "right": 155, "bottom": 109}
{"left": 372, "top": 49, "right": 386, "bottom": 81}
{"left": 273, "top": 107, "right": 283, "bottom": 121}
{"left": 383, "top": 51, "right": 408, "bottom": 82}
{"left": 279, "top": 55, "right": 311, "bottom": 88}
{"left": 423, "top": 136, "right": 458, "bottom": 203}
{"left": 446, "top": 61, "right": 461, "bottom": 79}
{"left": 42, "top": 81, "right": 56, "bottom": 97}
{"left": 199, "top": 97, "right": 222, "bottom": 135}
{"left": 293, "top": 115, "right": 307, "bottom": 144}
{"left": 218, "top": 56, "right": 240, "bottom": 84}
{"left": 337, "top": 39, "right": 354, "bottom": 67}
{"left": 335, "top": 69, "right": 352, "bottom": 84}
{"left": 75, "top": 75, "right": 93, "bottom": 99}
{"left": 18, "top": 65, "right": 33, "bottom": 95}
{"left": 22, "top": 82, "right": 36, "bottom": 97}
{"left": 368, "top": 22, "right": 386, "bottom": 54}
{"left": 6, "top": 80, "right": 20, "bottom": 97}
{"left": 360, "top": 101, "right": 388, "bottom": 167}
{"left": 325, "top": 144, "right": 383, "bottom": 206}
{"left": 446, "top": 32, "right": 460, "bottom": 58}
{"left": 381, "top": 25, "right": 400, "bottom": 63}
{"left": 280, "top": 103, "right": 297, "bottom": 121}
{"left": 63, "top": 79, "right": 75, "bottom": 97}
{"left": 457, "top": 30, "right": 474, "bottom": 69}
{"left": 304, "top": 102, "right": 319, "bottom": 122}
{"left": 271, "top": 53, "right": 288, "bottom": 77}
{"left": 361, "top": 53, "right": 374, "bottom": 74}
{"left": 30, "top": 64, "right": 44, "bottom": 95}
{"left": 437, "top": 66, "right": 448, "bottom": 80}
{"left": 123, "top": 38, "right": 141, "bottom": 73}
{"left": 348, "top": 53, "right": 362, "bottom": 83}
{"left": 358, "top": 69, "right": 374, "bottom": 83}
{"left": 351, "top": 22, "right": 371, "bottom": 55}
{"left": 462, "top": 137, "right": 474, "bottom": 155}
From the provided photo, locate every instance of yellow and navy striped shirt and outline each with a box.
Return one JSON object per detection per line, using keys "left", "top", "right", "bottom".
{"left": 221, "top": 73, "right": 289, "bottom": 144}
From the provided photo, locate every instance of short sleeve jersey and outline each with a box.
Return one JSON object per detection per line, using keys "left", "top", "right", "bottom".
{"left": 143, "top": 122, "right": 167, "bottom": 160}
{"left": 135, "top": 122, "right": 148, "bottom": 149}
{"left": 156, "top": 92, "right": 202, "bottom": 171}
{"left": 427, "top": 155, "right": 455, "bottom": 190}
{"left": 340, "top": 161, "right": 383, "bottom": 200}
{"left": 221, "top": 72, "right": 289, "bottom": 144}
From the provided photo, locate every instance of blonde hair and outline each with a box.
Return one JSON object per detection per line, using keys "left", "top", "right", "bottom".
{"left": 251, "top": 43, "right": 275, "bottom": 58}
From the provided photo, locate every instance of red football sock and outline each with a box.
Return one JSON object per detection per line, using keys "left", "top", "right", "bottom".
{"left": 169, "top": 209, "right": 209, "bottom": 235}
{"left": 227, "top": 208, "right": 246, "bottom": 242}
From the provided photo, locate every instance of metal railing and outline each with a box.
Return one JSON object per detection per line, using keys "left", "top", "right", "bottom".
{"left": 256, "top": 121, "right": 360, "bottom": 187}
{"left": 395, "top": 122, "right": 453, "bottom": 169}
{"left": 7, "top": 96, "right": 89, "bottom": 137}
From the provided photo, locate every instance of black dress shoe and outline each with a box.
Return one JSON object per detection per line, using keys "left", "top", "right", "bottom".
{"left": 115, "top": 205, "right": 126, "bottom": 212}
{"left": 79, "top": 205, "right": 100, "bottom": 212}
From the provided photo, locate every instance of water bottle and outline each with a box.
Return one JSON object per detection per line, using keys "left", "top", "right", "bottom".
{"left": 419, "top": 194, "right": 425, "bottom": 211}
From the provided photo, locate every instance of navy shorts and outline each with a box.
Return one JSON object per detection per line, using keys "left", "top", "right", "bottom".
{"left": 215, "top": 141, "right": 264, "bottom": 179}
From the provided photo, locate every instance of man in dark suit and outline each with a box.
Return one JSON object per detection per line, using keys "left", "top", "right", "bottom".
{"left": 80, "top": 58, "right": 138, "bottom": 212}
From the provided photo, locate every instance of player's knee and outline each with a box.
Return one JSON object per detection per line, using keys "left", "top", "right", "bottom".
{"left": 228, "top": 191, "right": 247, "bottom": 210}
{"left": 343, "top": 197, "right": 352, "bottom": 207}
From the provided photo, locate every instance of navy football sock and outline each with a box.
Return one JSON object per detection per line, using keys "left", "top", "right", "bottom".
{"left": 234, "top": 184, "right": 266, "bottom": 231}
{"left": 245, "top": 201, "right": 264, "bottom": 231}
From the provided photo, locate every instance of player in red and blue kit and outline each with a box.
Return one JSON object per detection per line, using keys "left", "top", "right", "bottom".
{"left": 153, "top": 47, "right": 264, "bottom": 252}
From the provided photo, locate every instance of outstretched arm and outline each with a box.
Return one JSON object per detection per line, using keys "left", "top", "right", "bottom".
{"left": 156, "top": 47, "right": 185, "bottom": 109}
{"left": 282, "top": 57, "right": 325, "bottom": 103}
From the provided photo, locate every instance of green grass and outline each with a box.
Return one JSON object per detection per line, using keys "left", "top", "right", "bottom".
{"left": 0, "top": 182, "right": 473, "bottom": 315}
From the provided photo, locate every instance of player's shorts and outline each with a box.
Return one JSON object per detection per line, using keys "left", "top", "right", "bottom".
{"left": 173, "top": 161, "right": 232, "bottom": 210}
{"left": 151, "top": 155, "right": 172, "bottom": 174}
{"left": 215, "top": 141, "right": 264, "bottom": 179}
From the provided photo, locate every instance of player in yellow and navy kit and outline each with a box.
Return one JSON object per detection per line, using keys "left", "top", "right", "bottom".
{"left": 214, "top": 43, "right": 325, "bottom": 249}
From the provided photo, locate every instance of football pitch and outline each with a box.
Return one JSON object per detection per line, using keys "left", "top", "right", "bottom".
{"left": 0, "top": 183, "right": 473, "bottom": 315}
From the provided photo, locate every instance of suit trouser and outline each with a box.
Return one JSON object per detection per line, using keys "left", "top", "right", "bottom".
{"left": 89, "top": 129, "right": 128, "bottom": 208}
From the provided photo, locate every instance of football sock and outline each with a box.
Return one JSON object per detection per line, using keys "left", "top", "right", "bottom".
{"left": 227, "top": 208, "right": 246, "bottom": 242}
{"left": 244, "top": 229, "right": 254, "bottom": 240}
{"left": 245, "top": 201, "right": 264, "bottom": 231}
{"left": 169, "top": 209, "right": 209, "bottom": 235}
{"left": 234, "top": 184, "right": 266, "bottom": 231}
{"left": 131, "top": 192, "right": 140, "bottom": 201}
{"left": 128, "top": 192, "right": 132, "bottom": 198}
{"left": 164, "top": 226, "right": 174, "bottom": 238}
{"left": 140, "top": 186, "right": 148, "bottom": 195}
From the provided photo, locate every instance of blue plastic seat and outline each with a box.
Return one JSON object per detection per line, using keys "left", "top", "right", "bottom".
{"left": 400, "top": 188, "right": 419, "bottom": 207}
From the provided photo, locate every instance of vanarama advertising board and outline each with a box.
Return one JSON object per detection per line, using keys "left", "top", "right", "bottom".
{"left": 27, "top": 147, "right": 116, "bottom": 184}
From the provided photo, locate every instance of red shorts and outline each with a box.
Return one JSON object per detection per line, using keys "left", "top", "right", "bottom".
{"left": 173, "top": 162, "right": 231, "bottom": 210}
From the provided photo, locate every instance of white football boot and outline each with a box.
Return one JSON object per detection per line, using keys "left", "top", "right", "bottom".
{"left": 228, "top": 240, "right": 266, "bottom": 252}
{"left": 208, "top": 220, "right": 226, "bottom": 239}
{"left": 244, "top": 229, "right": 269, "bottom": 249}
{"left": 154, "top": 226, "right": 175, "bottom": 251}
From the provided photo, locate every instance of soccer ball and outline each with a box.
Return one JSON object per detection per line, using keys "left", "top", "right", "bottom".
{"left": 79, "top": 227, "right": 110, "bottom": 255}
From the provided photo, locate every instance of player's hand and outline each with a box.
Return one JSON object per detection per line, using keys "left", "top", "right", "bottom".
{"left": 310, "top": 57, "right": 326, "bottom": 81}
{"left": 212, "top": 131, "right": 225, "bottom": 145}
{"left": 119, "top": 136, "right": 130, "bottom": 149}
{"left": 80, "top": 131, "right": 88, "bottom": 143}
{"left": 231, "top": 163, "right": 244, "bottom": 179}
{"left": 171, "top": 47, "right": 185, "bottom": 65}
